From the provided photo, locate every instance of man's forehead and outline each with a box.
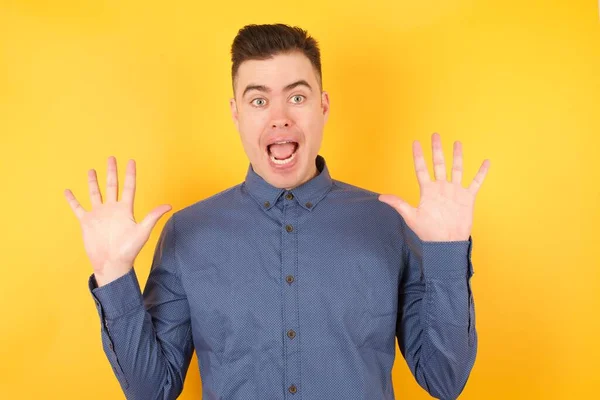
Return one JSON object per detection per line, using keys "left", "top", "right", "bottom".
{"left": 235, "top": 53, "right": 319, "bottom": 95}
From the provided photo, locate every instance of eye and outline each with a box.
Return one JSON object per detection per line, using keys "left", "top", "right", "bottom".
{"left": 251, "top": 98, "right": 267, "bottom": 107}
{"left": 291, "top": 95, "right": 305, "bottom": 104}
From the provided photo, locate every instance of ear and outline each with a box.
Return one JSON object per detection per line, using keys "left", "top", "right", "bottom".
{"left": 321, "top": 91, "right": 330, "bottom": 123}
{"left": 229, "top": 98, "right": 239, "bottom": 131}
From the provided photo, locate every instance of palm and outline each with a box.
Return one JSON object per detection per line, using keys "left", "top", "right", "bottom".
{"left": 379, "top": 133, "right": 490, "bottom": 242}
{"left": 80, "top": 202, "right": 141, "bottom": 271}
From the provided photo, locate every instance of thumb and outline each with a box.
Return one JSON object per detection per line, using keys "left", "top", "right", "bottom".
{"left": 139, "top": 204, "right": 173, "bottom": 233}
{"left": 378, "top": 194, "right": 415, "bottom": 223}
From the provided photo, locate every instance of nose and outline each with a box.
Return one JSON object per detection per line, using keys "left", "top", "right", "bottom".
{"left": 272, "top": 119, "right": 291, "bottom": 129}
{"left": 270, "top": 103, "right": 294, "bottom": 129}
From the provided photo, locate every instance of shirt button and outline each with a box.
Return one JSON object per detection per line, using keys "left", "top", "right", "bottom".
{"left": 305, "top": 202, "right": 313, "bottom": 208}
{"left": 285, "top": 192, "right": 294, "bottom": 200}
{"left": 287, "top": 329, "right": 296, "bottom": 339}
{"left": 286, "top": 275, "right": 294, "bottom": 284}
{"left": 109, "top": 343, "right": 114, "bottom": 351}
{"left": 285, "top": 224, "right": 293, "bottom": 232}
{"left": 264, "top": 201, "right": 270, "bottom": 208}
{"left": 288, "top": 384, "right": 297, "bottom": 394}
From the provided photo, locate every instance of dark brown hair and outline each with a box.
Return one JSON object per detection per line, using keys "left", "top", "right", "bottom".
{"left": 230, "top": 23, "right": 322, "bottom": 95}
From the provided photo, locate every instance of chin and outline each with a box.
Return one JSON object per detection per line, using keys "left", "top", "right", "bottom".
{"left": 269, "top": 171, "right": 304, "bottom": 190}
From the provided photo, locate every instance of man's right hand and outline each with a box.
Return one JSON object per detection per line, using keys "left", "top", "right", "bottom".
{"left": 64, "top": 156, "right": 172, "bottom": 287}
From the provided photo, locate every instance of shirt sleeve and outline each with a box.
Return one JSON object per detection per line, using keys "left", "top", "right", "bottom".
{"left": 88, "top": 213, "right": 194, "bottom": 400}
{"left": 396, "top": 216, "right": 477, "bottom": 400}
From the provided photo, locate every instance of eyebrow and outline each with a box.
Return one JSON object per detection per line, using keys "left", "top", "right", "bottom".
{"left": 242, "top": 79, "right": 313, "bottom": 98}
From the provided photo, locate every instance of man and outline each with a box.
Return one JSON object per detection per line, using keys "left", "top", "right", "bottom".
{"left": 64, "top": 23, "right": 489, "bottom": 399}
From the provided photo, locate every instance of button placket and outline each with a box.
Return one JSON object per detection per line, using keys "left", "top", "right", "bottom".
{"left": 282, "top": 197, "right": 301, "bottom": 397}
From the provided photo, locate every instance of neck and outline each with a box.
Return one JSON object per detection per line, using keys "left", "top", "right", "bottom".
{"left": 285, "top": 163, "right": 319, "bottom": 190}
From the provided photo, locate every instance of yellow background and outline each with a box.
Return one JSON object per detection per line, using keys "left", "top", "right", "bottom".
{"left": 1, "top": 0, "right": 599, "bottom": 398}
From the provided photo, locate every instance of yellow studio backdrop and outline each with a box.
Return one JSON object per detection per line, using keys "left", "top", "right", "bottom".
{"left": 0, "top": 0, "right": 598, "bottom": 398}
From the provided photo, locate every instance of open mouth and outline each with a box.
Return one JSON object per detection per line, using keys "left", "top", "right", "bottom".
{"left": 267, "top": 141, "right": 299, "bottom": 165}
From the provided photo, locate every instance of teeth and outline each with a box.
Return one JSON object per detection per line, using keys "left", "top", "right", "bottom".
{"left": 270, "top": 151, "right": 296, "bottom": 165}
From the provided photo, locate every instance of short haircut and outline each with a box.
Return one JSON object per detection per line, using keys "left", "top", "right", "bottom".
{"left": 230, "top": 23, "right": 323, "bottom": 95}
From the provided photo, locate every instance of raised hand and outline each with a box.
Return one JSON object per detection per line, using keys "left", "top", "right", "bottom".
{"left": 64, "top": 156, "right": 172, "bottom": 286}
{"left": 378, "top": 133, "right": 490, "bottom": 242}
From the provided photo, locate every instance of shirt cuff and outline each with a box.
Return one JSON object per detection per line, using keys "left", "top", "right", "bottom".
{"left": 88, "top": 267, "right": 143, "bottom": 320}
{"left": 405, "top": 225, "right": 474, "bottom": 279}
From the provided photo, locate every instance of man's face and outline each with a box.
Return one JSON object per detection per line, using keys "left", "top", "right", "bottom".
{"left": 230, "top": 51, "right": 330, "bottom": 190}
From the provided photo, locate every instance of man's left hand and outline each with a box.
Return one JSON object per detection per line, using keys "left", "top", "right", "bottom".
{"left": 378, "top": 132, "right": 490, "bottom": 242}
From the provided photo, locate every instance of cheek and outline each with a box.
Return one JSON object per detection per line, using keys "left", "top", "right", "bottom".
{"left": 293, "top": 105, "right": 320, "bottom": 126}
{"left": 240, "top": 130, "right": 262, "bottom": 152}
{"left": 303, "top": 109, "right": 324, "bottom": 137}
{"left": 239, "top": 113, "right": 266, "bottom": 142}
{"left": 243, "top": 110, "right": 271, "bottom": 131}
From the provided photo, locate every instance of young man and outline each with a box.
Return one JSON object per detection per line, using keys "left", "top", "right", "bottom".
{"left": 65, "top": 23, "right": 489, "bottom": 399}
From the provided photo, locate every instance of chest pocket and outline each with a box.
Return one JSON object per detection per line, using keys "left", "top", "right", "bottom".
{"left": 352, "top": 254, "right": 400, "bottom": 354}
{"left": 299, "top": 237, "right": 402, "bottom": 355}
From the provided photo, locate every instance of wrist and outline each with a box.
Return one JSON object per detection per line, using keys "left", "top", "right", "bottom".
{"left": 94, "top": 264, "right": 132, "bottom": 287}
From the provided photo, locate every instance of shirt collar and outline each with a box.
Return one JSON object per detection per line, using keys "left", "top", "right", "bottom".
{"left": 243, "top": 154, "right": 333, "bottom": 212}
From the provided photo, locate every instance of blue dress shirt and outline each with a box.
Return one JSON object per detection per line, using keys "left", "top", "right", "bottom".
{"left": 89, "top": 154, "right": 477, "bottom": 400}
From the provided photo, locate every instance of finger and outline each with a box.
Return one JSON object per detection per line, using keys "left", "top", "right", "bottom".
{"left": 88, "top": 169, "right": 103, "bottom": 207}
{"left": 451, "top": 141, "right": 463, "bottom": 185}
{"left": 468, "top": 159, "right": 490, "bottom": 195}
{"left": 431, "top": 132, "right": 446, "bottom": 181}
{"left": 413, "top": 140, "right": 431, "bottom": 186}
{"left": 106, "top": 156, "right": 118, "bottom": 203}
{"left": 139, "top": 204, "right": 173, "bottom": 233}
{"left": 121, "top": 159, "right": 136, "bottom": 210}
{"left": 64, "top": 189, "right": 86, "bottom": 220}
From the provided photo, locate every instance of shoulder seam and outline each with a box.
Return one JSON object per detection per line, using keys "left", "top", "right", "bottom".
{"left": 171, "top": 212, "right": 181, "bottom": 279}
